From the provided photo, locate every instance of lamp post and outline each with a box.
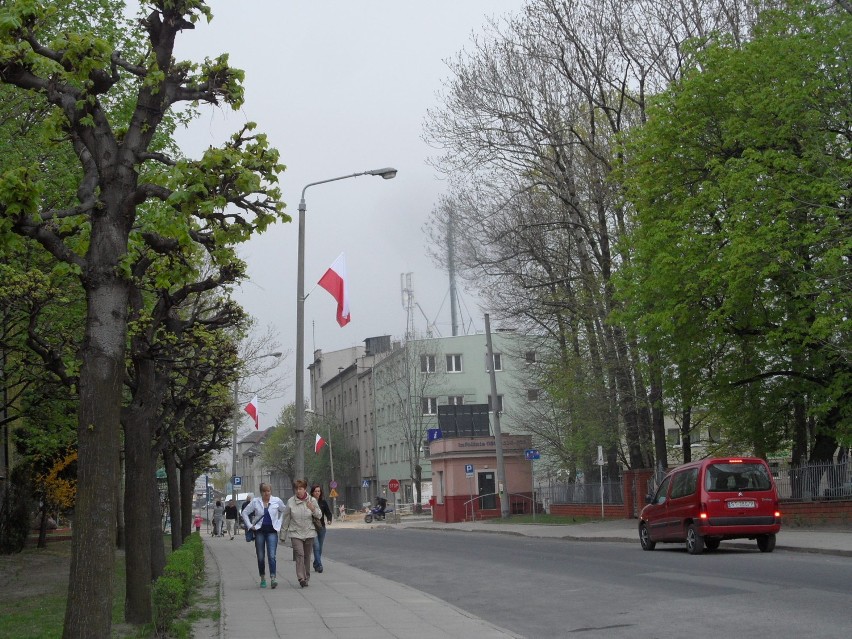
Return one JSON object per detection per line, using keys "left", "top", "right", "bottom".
{"left": 231, "top": 351, "right": 282, "bottom": 504}
{"left": 294, "top": 167, "right": 397, "bottom": 481}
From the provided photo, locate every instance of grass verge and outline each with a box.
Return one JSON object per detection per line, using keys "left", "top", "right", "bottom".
{"left": 0, "top": 538, "right": 192, "bottom": 639}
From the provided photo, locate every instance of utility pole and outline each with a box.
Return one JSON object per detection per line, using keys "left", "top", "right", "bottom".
{"left": 485, "top": 314, "right": 510, "bottom": 519}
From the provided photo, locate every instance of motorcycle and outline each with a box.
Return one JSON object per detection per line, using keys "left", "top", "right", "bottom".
{"left": 364, "top": 505, "right": 393, "bottom": 523}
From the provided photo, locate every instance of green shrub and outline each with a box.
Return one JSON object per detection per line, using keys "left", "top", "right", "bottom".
{"left": 152, "top": 534, "right": 204, "bottom": 633}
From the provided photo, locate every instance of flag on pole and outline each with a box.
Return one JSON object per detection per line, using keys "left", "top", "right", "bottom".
{"left": 244, "top": 395, "right": 259, "bottom": 429}
{"left": 315, "top": 433, "right": 326, "bottom": 454}
{"left": 318, "top": 253, "right": 350, "bottom": 327}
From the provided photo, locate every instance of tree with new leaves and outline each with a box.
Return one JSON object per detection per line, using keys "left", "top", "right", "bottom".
{"left": 620, "top": 0, "right": 851, "bottom": 460}
{"left": 0, "top": 2, "right": 286, "bottom": 636}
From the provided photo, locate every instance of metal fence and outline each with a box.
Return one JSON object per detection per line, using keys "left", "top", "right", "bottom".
{"left": 771, "top": 458, "right": 852, "bottom": 501}
{"left": 645, "top": 458, "right": 852, "bottom": 503}
{"left": 537, "top": 479, "right": 624, "bottom": 506}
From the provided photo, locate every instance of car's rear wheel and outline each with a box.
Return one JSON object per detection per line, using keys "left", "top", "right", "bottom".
{"left": 686, "top": 524, "right": 705, "bottom": 554}
{"left": 639, "top": 522, "right": 656, "bottom": 551}
{"left": 704, "top": 538, "right": 720, "bottom": 551}
{"left": 757, "top": 534, "right": 776, "bottom": 553}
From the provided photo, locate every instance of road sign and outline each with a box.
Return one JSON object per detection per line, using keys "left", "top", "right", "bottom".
{"left": 330, "top": 480, "right": 338, "bottom": 489}
{"left": 329, "top": 488, "right": 338, "bottom": 498}
{"left": 465, "top": 464, "right": 474, "bottom": 478}
{"left": 524, "top": 449, "right": 541, "bottom": 461}
{"left": 233, "top": 476, "right": 242, "bottom": 486}
{"left": 362, "top": 479, "right": 370, "bottom": 488}
{"left": 388, "top": 478, "right": 400, "bottom": 493}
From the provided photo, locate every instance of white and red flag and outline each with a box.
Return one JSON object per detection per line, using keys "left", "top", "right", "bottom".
{"left": 318, "top": 253, "right": 350, "bottom": 327}
{"left": 314, "top": 433, "right": 326, "bottom": 454}
{"left": 244, "top": 395, "right": 259, "bottom": 429}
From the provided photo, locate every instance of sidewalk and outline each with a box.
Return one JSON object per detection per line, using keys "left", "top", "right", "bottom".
{"left": 198, "top": 516, "right": 852, "bottom": 638}
{"left": 199, "top": 532, "right": 522, "bottom": 639}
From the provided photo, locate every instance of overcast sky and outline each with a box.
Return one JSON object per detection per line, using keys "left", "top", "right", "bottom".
{"left": 173, "top": 0, "right": 526, "bottom": 425}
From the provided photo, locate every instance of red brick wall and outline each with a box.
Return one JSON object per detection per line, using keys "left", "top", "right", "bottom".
{"left": 780, "top": 500, "right": 852, "bottom": 527}
{"left": 547, "top": 496, "right": 852, "bottom": 526}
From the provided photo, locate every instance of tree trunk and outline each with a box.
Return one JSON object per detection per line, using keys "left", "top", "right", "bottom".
{"left": 123, "top": 406, "right": 153, "bottom": 624}
{"left": 681, "top": 406, "right": 692, "bottom": 464}
{"left": 164, "top": 450, "right": 182, "bottom": 550}
{"left": 149, "top": 465, "right": 166, "bottom": 580}
{"left": 63, "top": 269, "right": 128, "bottom": 639}
{"left": 179, "top": 461, "right": 196, "bottom": 544}
{"left": 648, "top": 352, "right": 667, "bottom": 470}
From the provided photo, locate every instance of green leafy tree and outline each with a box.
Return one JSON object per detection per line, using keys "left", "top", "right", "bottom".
{"left": 0, "top": 2, "right": 286, "bottom": 636}
{"left": 620, "top": 1, "right": 851, "bottom": 460}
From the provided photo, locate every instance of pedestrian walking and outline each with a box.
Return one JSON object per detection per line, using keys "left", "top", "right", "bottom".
{"left": 310, "top": 484, "right": 333, "bottom": 573}
{"left": 224, "top": 499, "right": 238, "bottom": 539}
{"left": 241, "top": 483, "right": 287, "bottom": 589}
{"left": 193, "top": 513, "right": 203, "bottom": 533}
{"left": 282, "top": 479, "right": 322, "bottom": 588}
{"left": 212, "top": 500, "right": 224, "bottom": 537}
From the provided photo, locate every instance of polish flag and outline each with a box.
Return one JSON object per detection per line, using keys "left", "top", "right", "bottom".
{"left": 318, "top": 253, "right": 350, "bottom": 327}
{"left": 315, "top": 433, "right": 326, "bottom": 454}
{"left": 244, "top": 395, "right": 259, "bottom": 429}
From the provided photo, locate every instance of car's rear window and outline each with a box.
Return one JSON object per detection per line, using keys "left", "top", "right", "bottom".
{"left": 705, "top": 462, "right": 772, "bottom": 492}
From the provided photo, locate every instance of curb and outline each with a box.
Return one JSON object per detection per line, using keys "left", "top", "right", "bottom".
{"left": 402, "top": 524, "right": 852, "bottom": 557}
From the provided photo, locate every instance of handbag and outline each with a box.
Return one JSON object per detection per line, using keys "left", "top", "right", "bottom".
{"left": 244, "top": 510, "right": 261, "bottom": 543}
{"left": 312, "top": 517, "right": 323, "bottom": 533}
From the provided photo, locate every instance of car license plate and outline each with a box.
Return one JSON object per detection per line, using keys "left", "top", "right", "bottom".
{"left": 728, "top": 500, "right": 756, "bottom": 509}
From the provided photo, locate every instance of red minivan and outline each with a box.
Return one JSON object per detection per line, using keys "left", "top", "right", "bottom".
{"left": 639, "top": 457, "right": 781, "bottom": 554}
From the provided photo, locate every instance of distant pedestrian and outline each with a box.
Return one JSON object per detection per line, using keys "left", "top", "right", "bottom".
{"left": 242, "top": 483, "right": 287, "bottom": 589}
{"left": 224, "top": 500, "right": 238, "bottom": 539}
{"left": 310, "top": 485, "right": 333, "bottom": 573}
{"left": 282, "top": 479, "right": 321, "bottom": 587}
{"left": 193, "top": 514, "right": 203, "bottom": 533}
{"left": 212, "top": 500, "right": 224, "bottom": 536}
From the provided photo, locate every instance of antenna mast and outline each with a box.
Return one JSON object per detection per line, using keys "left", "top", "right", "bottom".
{"left": 400, "top": 272, "right": 415, "bottom": 340}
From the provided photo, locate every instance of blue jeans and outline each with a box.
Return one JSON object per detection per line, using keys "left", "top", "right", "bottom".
{"left": 254, "top": 529, "right": 278, "bottom": 578}
{"left": 313, "top": 525, "right": 326, "bottom": 568}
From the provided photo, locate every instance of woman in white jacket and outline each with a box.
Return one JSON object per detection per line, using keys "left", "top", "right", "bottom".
{"left": 281, "top": 479, "right": 322, "bottom": 587}
{"left": 241, "top": 482, "right": 288, "bottom": 589}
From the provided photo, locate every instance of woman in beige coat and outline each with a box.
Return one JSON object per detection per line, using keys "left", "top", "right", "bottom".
{"left": 282, "top": 479, "right": 322, "bottom": 587}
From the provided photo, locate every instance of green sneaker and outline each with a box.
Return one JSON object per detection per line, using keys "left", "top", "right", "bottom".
{"left": 260, "top": 578, "right": 267, "bottom": 588}
{"left": 271, "top": 577, "right": 277, "bottom": 589}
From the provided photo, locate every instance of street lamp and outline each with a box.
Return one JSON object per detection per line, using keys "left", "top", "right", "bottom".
{"left": 294, "top": 167, "right": 397, "bottom": 481}
{"left": 231, "top": 351, "right": 282, "bottom": 504}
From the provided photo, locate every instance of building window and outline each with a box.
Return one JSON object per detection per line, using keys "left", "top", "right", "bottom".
{"left": 488, "top": 394, "right": 504, "bottom": 413}
{"left": 527, "top": 389, "right": 540, "bottom": 402}
{"left": 448, "top": 395, "right": 464, "bottom": 406}
{"left": 420, "top": 354, "right": 436, "bottom": 373}
{"left": 525, "top": 350, "right": 537, "bottom": 364}
{"left": 487, "top": 353, "right": 502, "bottom": 371}
{"left": 422, "top": 397, "right": 438, "bottom": 415}
{"left": 666, "top": 428, "right": 680, "bottom": 446}
{"left": 446, "top": 354, "right": 463, "bottom": 373}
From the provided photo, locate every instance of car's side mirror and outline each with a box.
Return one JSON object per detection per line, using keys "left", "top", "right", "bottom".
{"left": 645, "top": 494, "right": 653, "bottom": 504}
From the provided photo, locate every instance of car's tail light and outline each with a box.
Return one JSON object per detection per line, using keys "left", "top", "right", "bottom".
{"left": 700, "top": 502, "right": 708, "bottom": 520}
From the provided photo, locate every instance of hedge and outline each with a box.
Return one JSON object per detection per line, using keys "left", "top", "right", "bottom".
{"left": 152, "top": 533, "right": 204, "bottom": 634}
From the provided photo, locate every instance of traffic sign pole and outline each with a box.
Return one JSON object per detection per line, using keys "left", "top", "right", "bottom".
{"left": 388, "top": 479, "right": 400, "bottom": 523}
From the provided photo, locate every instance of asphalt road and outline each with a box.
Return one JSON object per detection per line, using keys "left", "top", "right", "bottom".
{"left": 326, "top": 528, "right": 851, "bottom": 638}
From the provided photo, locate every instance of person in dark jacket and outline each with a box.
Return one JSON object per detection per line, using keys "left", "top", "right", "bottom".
{"left": 310, "top": 485, "right": 333, "bottom": 573}
{"left": 224, "top": 500, "right": 239, "bottom": 539}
